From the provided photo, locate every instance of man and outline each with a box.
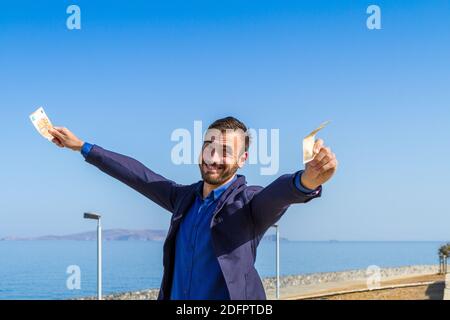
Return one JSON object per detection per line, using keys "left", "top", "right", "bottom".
{"left": 48, "top": 116, "right": 338, "bottom": 300}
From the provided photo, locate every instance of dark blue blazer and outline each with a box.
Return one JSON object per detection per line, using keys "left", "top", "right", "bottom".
{"left": 85, "top": 145, "right": 322, "bottom": 300}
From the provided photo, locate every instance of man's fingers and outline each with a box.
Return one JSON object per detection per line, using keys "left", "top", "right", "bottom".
{"left": 59, "top": 127, "right": 69, "bottom": 134}
{"left": 316, "top": 149, "right": 335, "bottom": 167}
{"left": 52, "top": 138, "right": 64, "bottom": 148}
{"left": 319, "top": 159, "right": 338, "bottom": 172}
{"left": 310, "top": 146, "right": 331, "bottom": 167}
{"left": 49, "top": 128, "right": 64, "bottom": 140}
{"left": 315, "top": 147, "right": 329, "bottom": 162}
{"left": 313, "top": 139, "right": 324, "bottom": 154}
{"left": 52, "top": 126, "right": 69, "bottom": 134}
{"left": 51, "top": 137, "right": 62, "bottom": 145}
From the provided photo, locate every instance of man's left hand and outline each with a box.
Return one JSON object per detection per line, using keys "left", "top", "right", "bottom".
{"left": 301, "top": 139, "right": 338, "bottom": 190}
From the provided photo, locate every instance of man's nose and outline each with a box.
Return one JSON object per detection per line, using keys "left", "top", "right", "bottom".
{"left": 204, "top": 149, "right": 223, "bottom": 165}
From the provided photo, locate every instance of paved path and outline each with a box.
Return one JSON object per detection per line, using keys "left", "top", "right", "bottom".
{"left": 266, "top": 274, "right": 444, "bottom": 300}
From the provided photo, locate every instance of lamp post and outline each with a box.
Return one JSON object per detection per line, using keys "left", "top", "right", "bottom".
{"left": 273, "top": 224, "right": 280, "bottom": 300}
{"left": 84, "top": 212, "right": 102, "bottom": 300}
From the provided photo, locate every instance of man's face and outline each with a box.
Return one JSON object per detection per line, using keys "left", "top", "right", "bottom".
{"left": 199, "top": 129, "right": 247, "bottom": 186}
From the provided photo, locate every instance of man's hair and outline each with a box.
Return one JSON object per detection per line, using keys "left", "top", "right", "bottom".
{"left": 207, "top": 116, "right": 251, "bottom": 153}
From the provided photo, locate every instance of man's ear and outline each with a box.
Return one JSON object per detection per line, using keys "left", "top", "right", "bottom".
{"left": 237, "top": 151, "right": 248, "bottom": 168}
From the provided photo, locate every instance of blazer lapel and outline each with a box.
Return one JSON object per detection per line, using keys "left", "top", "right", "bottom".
{"left": 210, "top": 175, "right": 247, "bottom": 227}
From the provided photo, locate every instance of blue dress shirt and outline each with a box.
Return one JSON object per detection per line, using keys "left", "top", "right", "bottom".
{"left": 170, "top": 175, "right": 237, "bottom": 300}
{"left": 81, "top": 142, "right": 93, "bottom": 158}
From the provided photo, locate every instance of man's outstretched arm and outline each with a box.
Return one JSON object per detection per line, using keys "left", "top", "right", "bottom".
{"left": 249, "top": 139, "right": 337, "bottom": 233}
{"left": 48, "top": 127, "right": 182, "bottom": 214}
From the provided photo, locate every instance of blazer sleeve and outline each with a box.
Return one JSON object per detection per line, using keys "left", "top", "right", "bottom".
{"left": 248, "top": 171, "right": 322, "bottom": 234}
{"left": 84, "top": 144, "right": 183, "bottom": 214}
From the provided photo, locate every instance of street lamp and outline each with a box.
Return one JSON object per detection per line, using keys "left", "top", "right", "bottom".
{"left": 84, "top": 212, "right": 102, "bottom": 300}
{"left": 273, "top": 224, "right": 280, "bottom": 300}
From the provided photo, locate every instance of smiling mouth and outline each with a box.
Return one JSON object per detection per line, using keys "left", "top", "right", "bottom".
{"left": 203, "top": 163, "right": 223, "bottom": 172}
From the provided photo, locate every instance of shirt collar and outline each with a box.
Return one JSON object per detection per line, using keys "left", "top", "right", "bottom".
{"left": 196, "top": 175, "right": 238, "bottom": 201}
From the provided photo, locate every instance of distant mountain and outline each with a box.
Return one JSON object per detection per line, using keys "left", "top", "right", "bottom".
{"left": 0, "top": 229, "right": 167, "bottom": 241}
{"left": 0, "top": 229, "right": 289, "bottom": 242}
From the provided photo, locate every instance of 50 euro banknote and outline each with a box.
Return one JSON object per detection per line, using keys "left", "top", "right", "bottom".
{"left": 303, "top": 121, "right": 330, "bottom": 164}
{"left": 30, "top": 107, "right": 54, "bottom": 141}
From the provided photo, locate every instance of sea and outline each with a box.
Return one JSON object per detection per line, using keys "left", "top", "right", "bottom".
{"left": 0, "top": 240, "right": 443, "bottom": 300}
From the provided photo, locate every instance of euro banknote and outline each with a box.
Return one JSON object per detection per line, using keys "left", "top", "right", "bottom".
{"left": 30, "top": 107, "right": 54, "bottom": 141}
{"left": 303, "top": 121, "right": 330, "bottom": 164}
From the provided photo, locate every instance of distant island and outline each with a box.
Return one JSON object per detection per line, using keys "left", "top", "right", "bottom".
{"left": 0, "top": 229, "right": 167, "bottom": 241}
{"left": 263, "top": 235, "right": 290, "bottom": 242}
{"left": 0, "top": 229, "right": 289, "bottom": 242}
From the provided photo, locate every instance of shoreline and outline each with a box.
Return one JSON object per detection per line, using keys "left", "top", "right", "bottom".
{"left": 76, "top": 264, "right": 440, "bottom": 300}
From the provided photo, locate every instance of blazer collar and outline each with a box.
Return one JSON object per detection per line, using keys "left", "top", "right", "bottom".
{"left": 195, "top": 175, "right": 239, "bottom": 200}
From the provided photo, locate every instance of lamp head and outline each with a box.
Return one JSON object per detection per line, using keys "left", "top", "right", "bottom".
{"left": 84, "top": 212, "right": 101, "bottom": 220}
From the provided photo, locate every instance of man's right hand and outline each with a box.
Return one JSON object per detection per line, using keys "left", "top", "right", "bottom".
{"left": 48, "top": 127, "right": 84, "bottom": 151}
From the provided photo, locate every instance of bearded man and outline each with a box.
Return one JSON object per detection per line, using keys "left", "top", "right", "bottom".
{"left": 49, "top": 116, "right": 337, "bottom": 300}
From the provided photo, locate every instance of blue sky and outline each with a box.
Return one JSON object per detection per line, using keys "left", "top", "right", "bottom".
{"left": 1, "top": 0, "right": 449, "bottom": 240}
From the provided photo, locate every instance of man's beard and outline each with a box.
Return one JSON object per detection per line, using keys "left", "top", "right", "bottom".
{"left": 199, "top": 161, "right": 239, "bottom": 186}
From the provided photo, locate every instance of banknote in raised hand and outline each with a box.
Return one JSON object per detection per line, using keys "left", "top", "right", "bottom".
{"left": 30, "top": 107, "right": 54, "bottom": 141}
{"left": 303, "top": 121, "right": 330, "bottom": 164}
